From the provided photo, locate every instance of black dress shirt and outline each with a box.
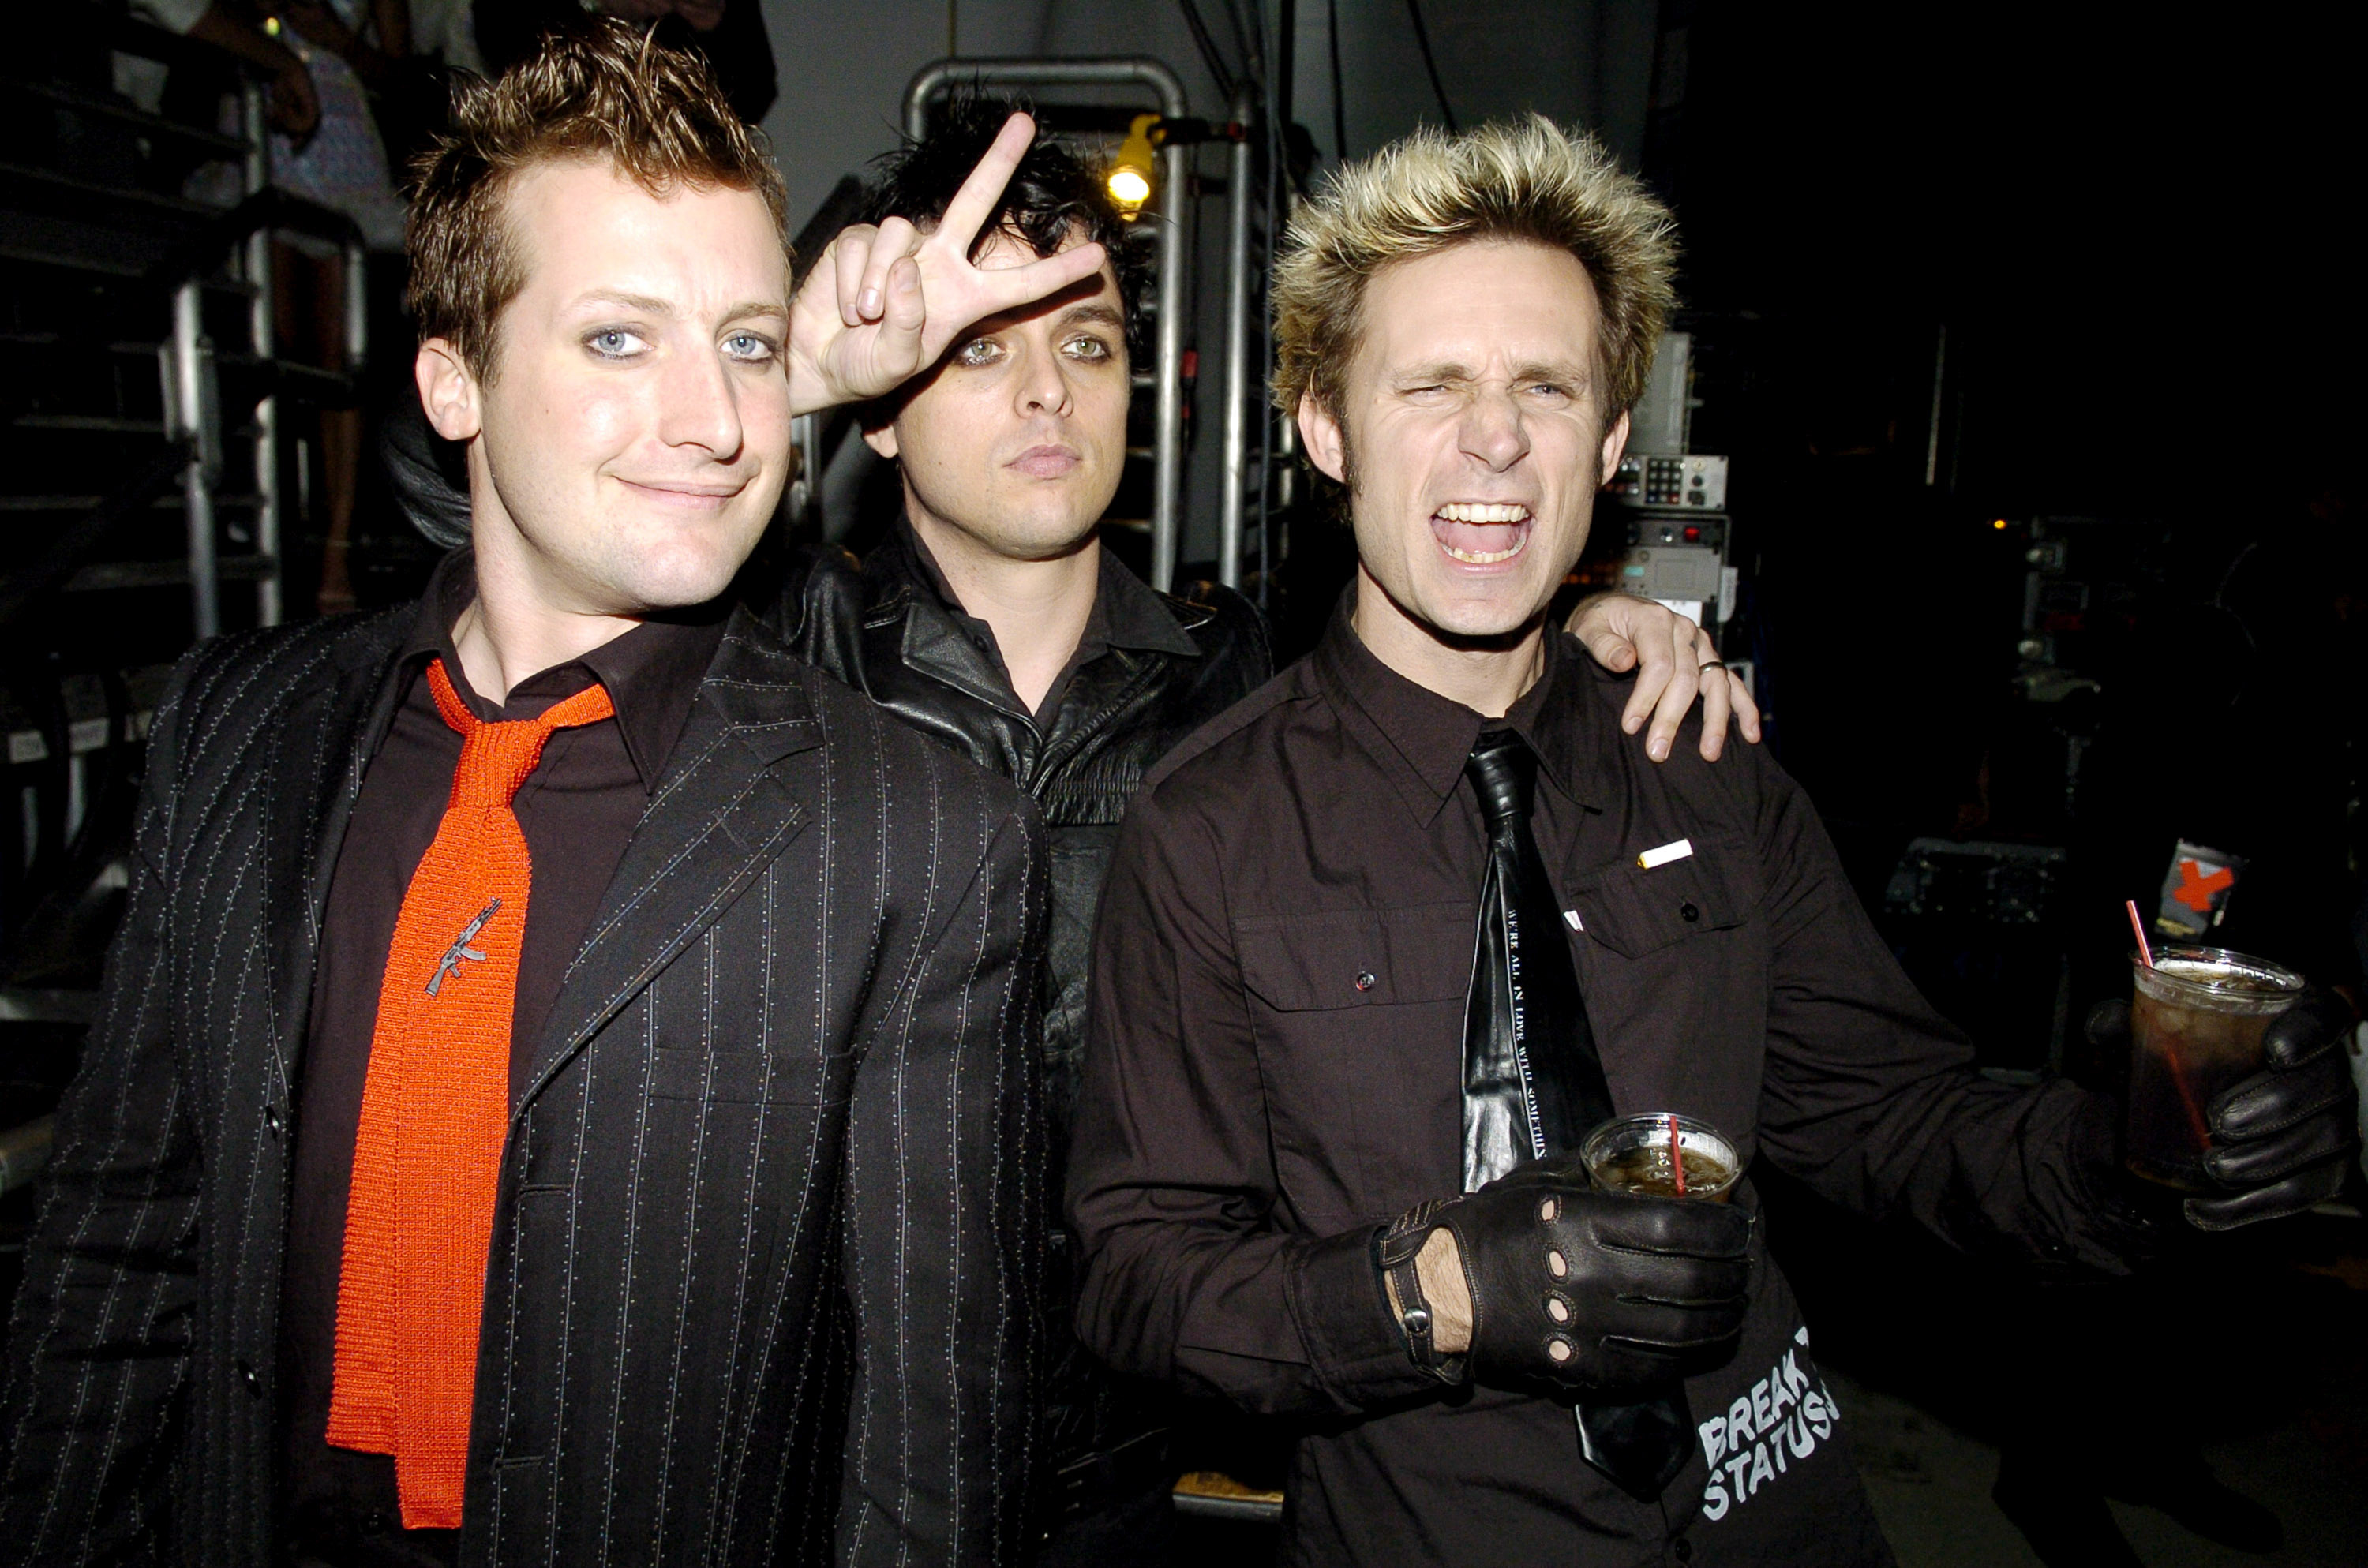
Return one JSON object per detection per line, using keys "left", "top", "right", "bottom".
{"left": 279, "top": 554, "right": 727, "bottom": 1565}
{"left": 1069, "top": 601, "right": 2144, "bottom": 1566}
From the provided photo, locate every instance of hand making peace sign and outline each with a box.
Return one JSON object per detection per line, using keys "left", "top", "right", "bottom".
{"left": 787, "top": 112, "right": 1110, "bottom": 417}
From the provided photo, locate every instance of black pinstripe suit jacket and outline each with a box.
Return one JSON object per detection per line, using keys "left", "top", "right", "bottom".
{"left": 0, "top": 603, "right": 1046, "bottom": 1566}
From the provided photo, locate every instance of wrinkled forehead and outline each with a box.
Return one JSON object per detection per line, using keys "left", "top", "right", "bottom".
{"left": 1352, "top": 237, "right": 1605, "bottom": 381}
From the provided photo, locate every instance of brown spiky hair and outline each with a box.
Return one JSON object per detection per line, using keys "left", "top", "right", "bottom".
{"left": 1271, "top": 115, "right": 1677, "bottom": 425}
{"left": 404, "top": 18, "right": 789, "bottom": 378}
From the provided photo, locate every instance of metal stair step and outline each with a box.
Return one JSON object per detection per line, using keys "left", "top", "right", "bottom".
{"left": 0, "top": 492, "right": 264, "bottom": 512}
{"left": 62, "top": 555, "right": 276, "bottom": 592}
{"left": 5, "top": 78, "right": 247, "bottom": 157}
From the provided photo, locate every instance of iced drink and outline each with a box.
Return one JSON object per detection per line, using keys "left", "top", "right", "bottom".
{"left": 1581, "top": 1113, "right": 1741, "bottom": 1201}
{"left": 2125, "top": 946, "right": 2302, "bottom": 1192}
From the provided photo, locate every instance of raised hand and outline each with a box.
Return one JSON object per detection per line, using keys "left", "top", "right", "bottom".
{"left": 787, "top": 113, "right": 1110, "bottom": 416}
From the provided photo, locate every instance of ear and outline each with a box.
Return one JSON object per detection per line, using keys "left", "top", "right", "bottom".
{"left": 417, "top": 339, "right": 482, "bottom": 443}
{"left": 1596, "top": 407, "right": 1631, "bottom": 486}
{"left": 1297, "top": 395, "right": 1347, "bottom": 483}
{"left": 860, "top": 417, "right": 901, "bottom": 462}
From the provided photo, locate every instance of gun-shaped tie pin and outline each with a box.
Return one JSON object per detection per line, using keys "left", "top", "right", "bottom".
{"left": 426, "top": 897, "right": 503, "bottom": 997}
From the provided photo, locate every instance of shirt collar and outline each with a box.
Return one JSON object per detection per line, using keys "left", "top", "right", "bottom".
{"left": 1313, "top": 589, "right": 1607, "bottom": 824}
{"left": 399, "top": 549, "right": 728, "bottom": 794}
{"left": 894, "top": 515, "right": 1202, "bottom": 660}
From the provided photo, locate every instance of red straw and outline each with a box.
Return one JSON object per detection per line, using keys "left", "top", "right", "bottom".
{"left": 2123, "top": 900, "right": 2207, "bottom": 1147}
{"left": 1667, "top": 1113, "right": 1687, "bottom": 1196}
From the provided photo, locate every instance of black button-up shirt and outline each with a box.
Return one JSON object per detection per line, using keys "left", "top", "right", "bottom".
{"left": 279, "top": 554, "right": 726, "bottom": 1565}
{"left": 1069, "top": 602, "right": 2141, "bottom": 1566}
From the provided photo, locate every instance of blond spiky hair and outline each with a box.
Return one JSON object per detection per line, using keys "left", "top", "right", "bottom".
{"left": 1271, "top": 115, "right": 1677, "bottom": 424}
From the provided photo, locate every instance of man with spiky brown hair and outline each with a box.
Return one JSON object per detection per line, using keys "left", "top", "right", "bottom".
{"left": 1067, "top": 117, "right": 2359, "bottom": 1565}
{"left": 0, "top": 23, "right": 1106, "bottom": 1567}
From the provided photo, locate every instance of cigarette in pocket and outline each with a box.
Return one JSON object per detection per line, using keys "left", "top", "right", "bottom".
{"left": 1636, "top": 838, "right": 1694, "bottom": 870}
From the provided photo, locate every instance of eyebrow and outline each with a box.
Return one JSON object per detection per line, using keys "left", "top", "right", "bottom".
{"left": 1393, "top": 358, "right": 1594, "bottom": 386}
{"left": 568, "top": 290, "right": 789, "bottom": 324}
{"left": 1058, "top": 303, "right": 1126, "bottom": 331}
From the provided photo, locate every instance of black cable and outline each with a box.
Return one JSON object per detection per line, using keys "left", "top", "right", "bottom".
{"left": 1327, "top": 0, "right": 1347, "bottom": 161}
{"left": 1216, "top": 0, "right": 1260, "bottom": 82}
{"left": 1402, "top": 0, "right": 1458, "bottom": 132}
{"left": 1176, "top": 0, "right": 1238, "bottom": 100}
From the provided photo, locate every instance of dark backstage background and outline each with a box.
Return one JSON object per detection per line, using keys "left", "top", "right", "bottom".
{"left": 1, "top": 2, "right": 2362, "bottom": 1564}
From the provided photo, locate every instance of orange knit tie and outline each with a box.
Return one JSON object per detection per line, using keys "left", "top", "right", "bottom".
{"left": 327, "top": 658, "right": 616, "bottom": 1529}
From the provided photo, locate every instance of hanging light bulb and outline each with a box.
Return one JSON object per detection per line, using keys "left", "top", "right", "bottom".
{"left": 1107, "top": 114, "right": 1160, "bottom": 217}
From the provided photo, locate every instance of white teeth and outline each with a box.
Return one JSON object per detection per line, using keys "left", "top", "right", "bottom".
{"left": 1442, "top": 541, "right": 1525, "bottom": 563}
{"left": 1435, "top": 502, "right": 1531, "bottom": 523}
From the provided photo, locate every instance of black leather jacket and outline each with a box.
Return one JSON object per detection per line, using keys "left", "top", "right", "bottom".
{"left": 778, "top": 521, "right": 1270, "bottom": 1128}
{"left": 775, "top": 518, "right": 1272, "bottom": 1518}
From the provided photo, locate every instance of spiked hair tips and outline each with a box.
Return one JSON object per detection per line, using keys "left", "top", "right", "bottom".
{"left": 1271, "top": 116, "right": 1678, "bottom": 424}
{"left": 404, "top": 19, "right": 789, "bottom": 378}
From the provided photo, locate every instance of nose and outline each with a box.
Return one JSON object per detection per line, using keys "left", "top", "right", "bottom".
{"left": 1013, "top": 340, "right": 1075, "bottom": 419}
{"left": 654, "top": 340, "right": 746, "bottom": 459}
{"left": 1458, "top": 384, "right": 1530, "bottom": 473}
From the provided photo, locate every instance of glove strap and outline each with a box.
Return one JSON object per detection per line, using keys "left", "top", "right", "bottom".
{"left": 1375, "top": 1203, "right": 1463, "bottom": 1382}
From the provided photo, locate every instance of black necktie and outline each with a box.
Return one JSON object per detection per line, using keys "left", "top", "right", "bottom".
{"left": 1462, "top": 728, "right": 1694, "bottom": 1501}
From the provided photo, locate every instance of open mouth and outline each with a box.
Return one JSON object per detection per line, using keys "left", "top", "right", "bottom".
{"left": 1430, "top": 502, "right": 1533, "bottom": 564}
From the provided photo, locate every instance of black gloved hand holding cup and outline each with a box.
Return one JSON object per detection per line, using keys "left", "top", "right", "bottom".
{"left": 1377, "top": 1147, "right": 1755, "bottom": 1394}
{"left": 2089, "top": 955, "right": 2360, "bottom": 1231}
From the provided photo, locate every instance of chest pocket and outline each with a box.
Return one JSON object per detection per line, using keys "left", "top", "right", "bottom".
{"left": 1569, "top": 836, "right": 1756, "bottom": 959}
{"left": 1235, "top": 902, "right": 1474, "bottom": 1012}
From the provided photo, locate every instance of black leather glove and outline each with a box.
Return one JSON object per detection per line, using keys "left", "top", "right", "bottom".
{"left": 2089, "top": 987, "right": 2360, "bottom": 1230}
{"left": 1377, "top": 1154, "right": 1754, "bottom": 1394}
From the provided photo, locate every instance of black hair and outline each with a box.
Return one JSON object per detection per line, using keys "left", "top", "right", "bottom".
{"left": 860, "top": 92, "right": 1151, "bottom": 357}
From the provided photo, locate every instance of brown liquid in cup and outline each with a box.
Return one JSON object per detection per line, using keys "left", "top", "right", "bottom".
{"left": 2125, "top": 956, "right": 2296, "bottom": 1192}
{"left": 1593, "top": 1143, "right": 1736, "bottom": 1201}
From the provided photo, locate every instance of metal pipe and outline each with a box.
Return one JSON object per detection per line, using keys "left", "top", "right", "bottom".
{"left": 242, "top": 80, "right": 281, "bottom": 625}
{"left": 903, "top": 58, "right": 1190, "bottom": 588}
{"left": 1150, "top": 120, "right": 1188, "bottom": 590}
{"left": 1217, "top": 85, "right": 1255, "bottom": 590}
{"left": 172, "top": 279, "right": 219, "bottom": 640}
{"left": 1923, "top": 321, "right": 1946, "bottom": 488}
{"left": 342, "top": 239, "right": 369, "bottom": 371}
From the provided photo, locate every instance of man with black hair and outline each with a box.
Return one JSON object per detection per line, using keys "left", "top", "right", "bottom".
{"left": 780, "top": 99, "right": 1759, "bottom": 1565}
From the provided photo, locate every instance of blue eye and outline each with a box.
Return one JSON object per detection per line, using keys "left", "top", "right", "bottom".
{"left": 587, "top": 328, "right": 644, "bottom": 359}
{"left": 724, "top": 332, "right": 777, "bottom": 362}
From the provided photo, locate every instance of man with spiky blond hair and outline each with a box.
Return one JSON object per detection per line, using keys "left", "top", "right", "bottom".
{"left": 1066, "top": 117, "right": 2356, "bottom": 1564}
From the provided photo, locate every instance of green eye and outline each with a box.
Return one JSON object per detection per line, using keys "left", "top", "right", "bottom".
{"left": 1064, "top": 335, "right": 1112, "bottom": 361}
{"left": 954, "top": 338, "right": 1001, "bottom": 366}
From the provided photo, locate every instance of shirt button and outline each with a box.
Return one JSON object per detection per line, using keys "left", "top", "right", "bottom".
{"left": 237, "top": 1358, "right": 261, "bottom": 1398}
{"left": 1680, "top": 900, "right": 1700, "bottom": 922}
{"left": 262, "top": 1103, "right": 283, "bottom": 1138}
{"left": 1354, "top": 971, "right": 1377, "bottom": 992}
{"left": 1673, "top": 1539, "right": 1694, "bottom": 1562}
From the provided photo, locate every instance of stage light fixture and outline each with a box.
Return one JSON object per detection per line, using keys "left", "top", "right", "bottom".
{"left": 1107, "top": 114, "right": 1160, "bottom": 216}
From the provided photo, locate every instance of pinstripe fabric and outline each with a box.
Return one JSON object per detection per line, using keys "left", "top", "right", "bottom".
{"left": 0, "top": 604, "right": 1047, "bottom": 1567}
